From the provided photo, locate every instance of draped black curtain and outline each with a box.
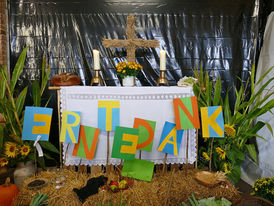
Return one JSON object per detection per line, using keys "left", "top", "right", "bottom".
{"left": 9, "top": 0, "right": 271, "bottom": 87}
{"left": 9, "top": 0, "right": 272, "bottom": 164}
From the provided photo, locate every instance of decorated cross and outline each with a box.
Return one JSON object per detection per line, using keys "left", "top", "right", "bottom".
{"left": 102, "top": 15, "right": 159, "bottom": 62}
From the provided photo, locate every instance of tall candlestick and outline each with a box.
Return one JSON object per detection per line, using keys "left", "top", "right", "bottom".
{"left": 93, "top": 49, "right": 100, "bottom": 70}
{"left": 160, "top": 50, "right": 166, "bottom": 71}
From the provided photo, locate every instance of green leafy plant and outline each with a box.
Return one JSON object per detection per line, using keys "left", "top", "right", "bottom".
{"left": 182, "top": 193, "right": 232, "bottom": 206}
{"left": 251, "top": 177, "right": 274, "bottom": 202}
{"left": 193, "top": 65, "right": 274, "bottom": 182}
{"left": 0, "top": 47, "right": 59, "bottom": 169}
{"left": 95, "top": 191, "right": 127, "bottom": 206}
{"left": 182, "top": 193, "right": 199, "bottom": 206}
{"left": 29, "top": 193, "right": 50, "bottom": 206}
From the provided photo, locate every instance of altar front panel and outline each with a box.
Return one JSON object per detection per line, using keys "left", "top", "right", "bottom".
{"left": 61, "top": 86, "right": 196, "bottom": 166}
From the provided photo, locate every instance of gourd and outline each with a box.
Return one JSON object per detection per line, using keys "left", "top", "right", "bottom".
{"left": 0, "top": 178, "right": 19, "bottom": 206}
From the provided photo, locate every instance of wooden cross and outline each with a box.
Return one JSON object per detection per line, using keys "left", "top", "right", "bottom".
{"left": 102, "top": 15, "right": 159, "bottom": 62}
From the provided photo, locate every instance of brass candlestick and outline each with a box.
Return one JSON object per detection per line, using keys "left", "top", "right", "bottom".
{"left": 157, "top": 70, "right": 169, "bottom": 86}
{"left": 90, "top": 70, "right": 104, "bottom": 86}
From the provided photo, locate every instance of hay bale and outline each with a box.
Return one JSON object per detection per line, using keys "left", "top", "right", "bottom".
{"left": 13, "top": 169, "right": 240, "bottom": 206}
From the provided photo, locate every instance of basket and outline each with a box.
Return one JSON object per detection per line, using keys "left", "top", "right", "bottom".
{"left": 194, "top": 171, "right": 226, "bottom": 187}
{"left": 234, "top": 195, "right": 274, "bottom": 206}
{"left": 27, "top": 178, "right": 48, "bottom": 190}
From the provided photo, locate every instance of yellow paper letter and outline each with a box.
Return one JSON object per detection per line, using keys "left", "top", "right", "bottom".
{"left": 201, "top": 106, "right": 224, "bottom": 137}
{"left": 120, "top": 134, "right": 139, "bottom": 154}
{"left": 32, "top": 114, "right": 52, "bottom": 134}
{"left": 158, "top": 127, "right": 178, "bottom": 156}
{"left": 60, "top": 111, "right": 81, "bottom": 143}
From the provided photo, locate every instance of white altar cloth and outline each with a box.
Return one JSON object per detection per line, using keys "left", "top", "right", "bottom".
{"left": 60, "top": 86, "right": 196, "bottom": 166}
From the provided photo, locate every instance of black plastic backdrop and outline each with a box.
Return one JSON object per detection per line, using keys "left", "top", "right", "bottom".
{"left": 8, "top": 0, "right": 271, "bottom": 164}
{"left": 10, "top": 0, "right": 270, "bottom": 88}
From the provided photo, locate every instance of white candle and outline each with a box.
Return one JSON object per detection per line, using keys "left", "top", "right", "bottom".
{"left": 93, "top": 49, "right": 100, "bottom": 70}
{"left": 160, "top": 50, "right": 166, "bottom": 71}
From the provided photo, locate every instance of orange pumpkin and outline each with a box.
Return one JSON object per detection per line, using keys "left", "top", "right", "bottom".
{"left": 0, "top": 178, "right": 19, "bottom": 206}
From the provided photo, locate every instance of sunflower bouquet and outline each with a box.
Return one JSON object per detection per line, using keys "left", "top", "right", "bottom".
{"left": 0, "top": 141, "right": 33, "bottom": 167}
{"left": 0, "top": 47, "right": 59, "bottom": 169}
{"left": 194, "top": 65, "right": 274, "bottom": 182}
{"left": 116, "top": 61, "right": 143, "bottom": 79}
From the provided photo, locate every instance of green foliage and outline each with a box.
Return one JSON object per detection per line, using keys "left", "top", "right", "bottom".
{"left": 95, "top": 191, "right": 127, "bottom": 206}
{"left": 182, "top": 193, "right": 232, "bottom": 206}
{"left": 32, "top": 80, "right": 41, "bottom": 107}
{"left": 251, "top": 177, "right": 274, "bottom": 202}
{"left": 39, "top": 141, "right": 59, "bottom": 154}
{"left": 29, "top": 193, "right": 50, "bottom": 206}
{"left": 10, "top": 46, "right": 29, "bottom": 93}
{"left": 194, "top": 65, "right": 274, "bottom": 182}
{"left": 0, "top": 47, "right": 59, "bottom": 169}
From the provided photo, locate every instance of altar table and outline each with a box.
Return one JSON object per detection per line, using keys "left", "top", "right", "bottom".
{"left": 60, "top": 86, "right": 196, "bottom": 166}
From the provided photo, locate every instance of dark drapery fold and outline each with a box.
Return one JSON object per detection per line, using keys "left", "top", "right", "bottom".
{"left": 9, "top": 0, "right": 269, "bottom": 88}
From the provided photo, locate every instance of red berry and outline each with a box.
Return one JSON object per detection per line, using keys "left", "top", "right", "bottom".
{"left": 109, "top": 180, "right": 118, "bottom": 186}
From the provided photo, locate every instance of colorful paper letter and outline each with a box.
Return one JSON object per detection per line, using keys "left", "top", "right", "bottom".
{"left": 201, "top": 106, "right": 224, "bottom": 138}
{"left": 22, "top": 106, "right": 53, "bottom": 141}
{"left": 173, "top": 96, "right": 200, "bottom": 129}
{"left": 157, "top": 121, "right": 184, "bottom": 156}
{"left": 72, "top": 125, "right": 100, "bottom": 160}
{"left": 60, "top": 111, "right": 81, "bottom": 143}
{"left": 133, "top": 118, "right": 156, "bottom": 152}
{"left": 98, "top": 101, "right": 120, "bottom": 131}
{"left": 122, "top": 159, "right": 155, "bottom": 182}
{"left": 111, "top": 126, "right": 139, "bottom": 159}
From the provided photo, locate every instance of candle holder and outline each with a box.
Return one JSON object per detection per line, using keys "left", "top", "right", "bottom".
{"left": 157, "top": 70, "right": 169, "bottom": 86}
{"left": 90, "top": 70, "right": 104, "bottom": 86}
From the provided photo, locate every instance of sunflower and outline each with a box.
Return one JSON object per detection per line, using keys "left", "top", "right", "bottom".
{"left": 0, "top": 157, "right": 8, "bottom": 167}
{"left": 224, "top": 163, "right": 231, "bottom": 174}
{"left": 20, "top": 145, "right": 30, "bottom": 156}
{"left": 4, "top": 142, "right": 18, "bottom": 158}
{"left": 202, "top": 152, "right": 210, "bottom": 161}
{"left": 224, "top": 124, "right": 236, "bottom": 137}
{"left": 216, "top": 147, "right": 226, "bottom": 159}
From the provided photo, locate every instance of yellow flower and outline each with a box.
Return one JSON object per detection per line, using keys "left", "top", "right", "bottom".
{"left": 216, "top": 147, "right": 226, "bottom": 159}
{"left": 0, "top": 158, "right": 8, "bottom": 167}
{"left": 255, "top": 188, "right": 258, "bottom": 191}
{"left": 202, "top": 152, "right": 210, "bottom": 161}
{"left": 224, "top": 124, "right": 236, "bottom": 137}
{"left": 20, "top": 145, "right": 30, "bottom": 156}
{"left": 224, "top": 163, "right": 231, "bottom": 174}
{"left": 4, "top": 142, "right": 18, "bottom": 158}
{"left": 122, "top": 70, "right": 126, "bottom": 73}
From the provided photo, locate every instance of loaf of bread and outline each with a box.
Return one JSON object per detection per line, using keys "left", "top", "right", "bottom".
{"left": 50, "top": 73, "right": 81, "bottom": 86}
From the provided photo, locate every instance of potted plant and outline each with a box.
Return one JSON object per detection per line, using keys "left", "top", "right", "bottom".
{"left": 116, "top": 61, "right": 143, "bottom": 86}
{"left": 251, "top": 177, "right": 274, "bottom": 203}
{"left": 0, "top": 47, "right": 59, "bottom": 185}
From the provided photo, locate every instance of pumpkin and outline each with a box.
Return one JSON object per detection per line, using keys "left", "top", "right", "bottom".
{"left": 0, "top": 177, "right": 19, "bottom": 206}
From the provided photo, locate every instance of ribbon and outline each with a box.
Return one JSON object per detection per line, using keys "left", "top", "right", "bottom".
{"left": 33, "top": 135, "right": 43, "bottom": 157}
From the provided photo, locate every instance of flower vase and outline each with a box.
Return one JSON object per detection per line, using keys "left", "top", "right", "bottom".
{"left": 14, "top": 161, "right": 35, "bottom": 188}
{"left": 122, "top": 76, "right": 135, "bottom": 87}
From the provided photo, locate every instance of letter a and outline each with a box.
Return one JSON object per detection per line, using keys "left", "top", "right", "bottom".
{"left": 157, "top": 122, "right": 184, "bottom": 156}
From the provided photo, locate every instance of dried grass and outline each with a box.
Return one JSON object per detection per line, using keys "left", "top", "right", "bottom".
{"left": 13, "top": 168, "right": 241, "bottom": 206}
